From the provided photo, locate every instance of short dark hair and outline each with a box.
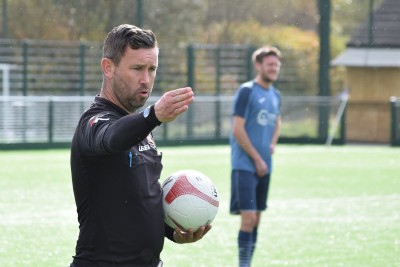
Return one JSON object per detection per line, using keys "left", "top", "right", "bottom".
{"left": 102, "top": 24, "right": 158, "bottom": 65}
{"left": 252, "top": 46, "right": 281, "bottom": 64}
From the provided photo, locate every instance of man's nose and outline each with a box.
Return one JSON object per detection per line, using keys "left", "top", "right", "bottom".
{"left": 140, "top": 70, "right": 150, "bottom": 84}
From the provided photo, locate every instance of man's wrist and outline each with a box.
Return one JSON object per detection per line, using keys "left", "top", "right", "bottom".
{"left": 143, "top": 105, "right": 162, "bottom": 126}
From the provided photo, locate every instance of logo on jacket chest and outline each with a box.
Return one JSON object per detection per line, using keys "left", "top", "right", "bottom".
{"left": 139, "top": 144, "right": 151, "bottom": 151}
{"left": 138, "top": 134, "right": 157, "bottom": 152}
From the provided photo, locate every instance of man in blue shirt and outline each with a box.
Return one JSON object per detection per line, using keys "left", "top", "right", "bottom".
{"left": 230, "top": 46, "right": 282, "bottom": 267}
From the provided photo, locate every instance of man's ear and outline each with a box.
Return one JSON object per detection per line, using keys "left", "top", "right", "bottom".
{"left": 101, "top": 58, "right": 114, "bottom": 79}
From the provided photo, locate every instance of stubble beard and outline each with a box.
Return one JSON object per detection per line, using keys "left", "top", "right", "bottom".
{"left": 262, "top": 75, "right": 274, "bottom": 84}
{"left": 112, "top": 78, "right": 148, "bottom": 114}
{"left": 262, "top": 72, "right": 278, "bottom": 84}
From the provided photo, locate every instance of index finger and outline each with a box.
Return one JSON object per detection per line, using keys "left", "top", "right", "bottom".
{"left": 168, "top": 87, "right": 193, "bottom": 97}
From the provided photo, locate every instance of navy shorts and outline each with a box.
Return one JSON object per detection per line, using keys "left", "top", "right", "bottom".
{"left": 230, "top": 170, "right": 271, "bottom": 215}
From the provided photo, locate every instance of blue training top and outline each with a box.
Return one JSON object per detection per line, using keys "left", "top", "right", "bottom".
{"left": 230, "top": 80, "right": 281, "bottom": 174}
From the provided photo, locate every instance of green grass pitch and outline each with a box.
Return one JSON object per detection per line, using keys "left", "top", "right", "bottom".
{"left": 0, "top": 145, "right": 399, "bottom": 267}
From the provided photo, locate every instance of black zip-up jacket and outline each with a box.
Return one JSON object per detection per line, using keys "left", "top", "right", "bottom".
{"left": 70, "top": 96, "right": 174, "bottom": 267}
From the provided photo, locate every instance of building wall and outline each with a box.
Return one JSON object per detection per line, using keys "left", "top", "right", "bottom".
{"left": 345, "top": 67, "right": 400, "bottom": 143}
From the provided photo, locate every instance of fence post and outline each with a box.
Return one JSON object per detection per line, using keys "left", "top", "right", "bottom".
{"left": 187, "top": 44, "right": 195, "bottom": 139}
{"left": 215, "top": 46, "right": 221, "bottom": 139}
{"left": 390, "top": 96, "right": 397, "bottom": 146}
{"left": 48, "top": 99, "right": 54, "bottom": 144}
{"left": 79, "top": 42, "right": 86, "bottom": 96}
{"left": 22, "top": 40, "right": 29, "bottom": 96}
{"left": 246, "top": 45, "right": 256, "bottom": 81}
{"left": 318, "top": 0, "right": 331, "bottom": 142}
{"left": 162, "top": 123, "right": 168, "bottom": 142}
{"left": 368, "top": 0, "right": 375, "bottom": 47}
{"left": 136, "top": 0, "right": 143, "bottom": 27}
{"left": 22, "top": 40, "right": 29, "bottom": 142}
{"left": 2, "top": 0, "right": 8, "bottom": 38}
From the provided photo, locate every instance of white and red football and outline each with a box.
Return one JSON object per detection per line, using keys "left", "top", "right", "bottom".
{"left": 161, "top": 170, "right": 219, "bottom": 231}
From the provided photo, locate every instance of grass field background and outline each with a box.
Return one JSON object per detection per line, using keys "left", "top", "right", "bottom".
{"left": 0, "top": 145, "right": 399, "bottom": 267}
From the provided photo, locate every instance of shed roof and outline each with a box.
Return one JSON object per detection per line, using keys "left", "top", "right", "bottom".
{"left": 331, "top": 47, "right": 400, "bottom": 67}
{"left": 332, "top": 0, "right": 400, "bottom": 67}
{"left": 347, "top": 0, "right": 400, "bottom": 48}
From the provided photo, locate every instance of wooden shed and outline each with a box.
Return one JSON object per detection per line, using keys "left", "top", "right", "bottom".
{"left": 332, "top": 0, "right": 400, "bottom": 143}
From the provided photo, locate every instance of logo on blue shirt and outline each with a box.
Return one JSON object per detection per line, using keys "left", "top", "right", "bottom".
{"left": 257, "top": 109, "right": 277, "bottom": 126}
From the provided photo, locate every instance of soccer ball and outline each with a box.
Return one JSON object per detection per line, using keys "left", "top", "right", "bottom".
{"left": 161, "top": 169, "right": 219, "bottom": 231}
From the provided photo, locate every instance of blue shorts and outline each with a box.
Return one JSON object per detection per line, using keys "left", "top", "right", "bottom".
{"left": 230, "top": 170, "right": 271, "bottom": 215}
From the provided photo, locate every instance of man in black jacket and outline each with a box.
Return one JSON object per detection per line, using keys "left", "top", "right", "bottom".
{"left": 70, "top": 24, "right": 211, "bottom": 267}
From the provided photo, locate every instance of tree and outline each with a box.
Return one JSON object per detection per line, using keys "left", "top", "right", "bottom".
{"left": 2, "top": 0, "right": 380, "bottom": 45}
{"left": 1, "top": 0, "right": 380, "bottom": 95}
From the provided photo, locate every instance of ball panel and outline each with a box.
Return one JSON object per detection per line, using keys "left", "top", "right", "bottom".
{"left": 164, "top": 173, "right": 219, "bottom": 207}
{"left": 162, "top": 170, "right": 219, "bottom": 231}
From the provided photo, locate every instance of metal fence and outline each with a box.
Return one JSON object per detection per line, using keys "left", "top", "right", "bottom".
{"left": 187, "top": 44, "right": 316, "bottom": 96}
{"left": 0, "top": 39, "right": 103, "bottom": 96}
{"left": 0, "top": 39, "right": 188, "bottom": 96}
{"left": 0, "top": 39, "right": 317, "bottom": 97}
{"left": 0, "top": 95, "right": 347, "bottom": 149}
{"left": 0, "top": 38, "right": 349, "bottom": 148}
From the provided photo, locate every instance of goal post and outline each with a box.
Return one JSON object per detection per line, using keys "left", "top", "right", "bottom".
{"left": 0, "top": 64, "right": 17, "bottom": 141}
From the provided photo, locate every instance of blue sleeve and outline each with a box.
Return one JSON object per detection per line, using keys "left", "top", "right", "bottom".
{"left": 233, "top": 87, "right": 252, "bottom": 118}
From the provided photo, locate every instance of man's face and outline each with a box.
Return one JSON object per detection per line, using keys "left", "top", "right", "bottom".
{"left": 111, "top": 47, "right": 158, "bottom": 113}
{"left": 257, "top": 55, "right": 281, "bottom": 83}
